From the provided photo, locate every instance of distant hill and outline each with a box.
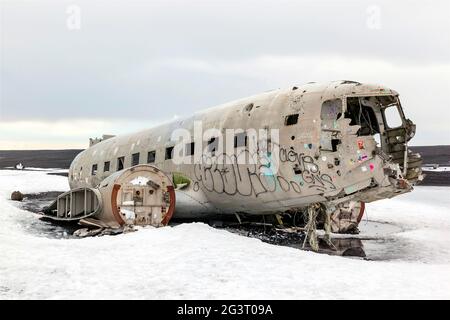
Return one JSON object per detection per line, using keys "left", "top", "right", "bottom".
{"left": 410, "top": 145, "right": 450, "bottom": 166}
{"left": 0, "top": 150, "right": 83, "bottom": 169}
{"left": 408, "top": 145, "right": 450, "bottom": 186}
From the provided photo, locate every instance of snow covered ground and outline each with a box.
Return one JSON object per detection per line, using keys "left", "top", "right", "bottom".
{"left": 422, "top": 166, "right": 450, "bottom": 172}
{"left": 0, "top": 169, "right": 449, "bottom": 300}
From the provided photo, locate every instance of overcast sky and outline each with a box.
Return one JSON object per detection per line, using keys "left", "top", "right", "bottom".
{"left": 1, "top": 0, "right": 449, "bottom": 149}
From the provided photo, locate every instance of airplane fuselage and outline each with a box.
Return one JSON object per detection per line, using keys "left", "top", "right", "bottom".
{"left": 68, "top": 81, "right": 421, "bottom": 222}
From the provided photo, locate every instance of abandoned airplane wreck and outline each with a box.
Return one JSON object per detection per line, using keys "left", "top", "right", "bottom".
{"left": 39, "top": 80, "right": 422, "bottom": 249}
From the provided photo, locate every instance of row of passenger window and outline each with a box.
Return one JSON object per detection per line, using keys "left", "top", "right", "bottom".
{"left": 85, "top": 114, "right": 301, "bottom": 177}
{"left": 89, "top": 132, "right": 253, "bottom": 176}
{"left": 90, "top": 150, "right": 155, "bottom": 176}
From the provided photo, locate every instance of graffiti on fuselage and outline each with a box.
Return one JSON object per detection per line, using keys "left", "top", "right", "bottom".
{"left": 192, "top": 149, "right": 301, "bottom": 197}
{"left": 279, "top": 147, "right": 336, "bottom": 193}
{"left": 192, "top": 147, "right": 336, "bottom": 197}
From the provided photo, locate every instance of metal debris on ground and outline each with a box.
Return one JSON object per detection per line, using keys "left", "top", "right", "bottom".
{"left": 73, "top": 225, "right": 136, "bottom": 238}
{"left": 225, "top": 224, "right": 306, "bottom": 246}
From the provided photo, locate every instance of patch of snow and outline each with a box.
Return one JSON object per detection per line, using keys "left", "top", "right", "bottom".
{"left": 422, "top": 166, "right": 450, "bottom": 172}
{"left": 0, "top": 170, "right": 449, "bottom": 299}
{"left": 129, "top": 176, "right": 149, "bottom": 186}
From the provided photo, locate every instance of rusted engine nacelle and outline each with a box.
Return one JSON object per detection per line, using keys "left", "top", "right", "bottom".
{"left": 41, "top": 165, "right": 176, "bottom": 228}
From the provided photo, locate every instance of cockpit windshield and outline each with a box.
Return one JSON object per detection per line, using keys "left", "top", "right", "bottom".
{"left": 345, "top": 95, "right": 404, "bottom": 136}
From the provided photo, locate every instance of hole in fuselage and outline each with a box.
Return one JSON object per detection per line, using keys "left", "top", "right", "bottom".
{"left": 345, "top": 97, "right": 381, "bottom": 137}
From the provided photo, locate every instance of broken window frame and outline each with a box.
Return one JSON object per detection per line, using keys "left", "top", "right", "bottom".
{"left": 117, "top": 157, "right": 125, "bottom": 171}
{"left": 382, "top": 104, "right": 404, "bottom": 129}
{"left": 208, "top": 137, "right": 219, "bottom": 155}
{"left": 104, "top": 161, "right": 110, "bottom": 172}
{"left": 285, "top": 114, "right": 299, "bottom": 126}
{"left": 344, "top": 96, "right": 382, "bottom": 137}
{"left": 321, "top": 98, "right": 343, "bottom": 121}
{"left": 132, "top": 152, "right": 140, "bottom": 166}
{"left": 185, "top": 142, "right": 195, "bottom": 156}
{"left": 91, "top": 164, "right": 98, "bottom": 176}
{"left": 234, "top": 132, "right": 248, "bottom": 148}
{"left": 320, "top": 99, "right": 343, "bottom": 152}
{"left": 147, "top": 150, "right": 156, "bottom": 163}
{"left": 165, "top": 146, "right": 174, "bottom": 160}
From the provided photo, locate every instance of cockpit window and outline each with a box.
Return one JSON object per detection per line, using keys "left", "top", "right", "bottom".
{"left": 321, "top": 99, "right": 342, "bottom": 120}
{"left": 345, "top": 97, "right": 380, "bottom": 136}
{"left": 383, "top": 105, "right": 403, "bottom": 128}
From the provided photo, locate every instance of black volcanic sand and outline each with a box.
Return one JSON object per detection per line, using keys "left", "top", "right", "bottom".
{"left": 21, "top": 191, "right": 65, "bottom": 213}
{"left": 410, "top": 145, "right": 450, "bottom": 166}
{"left": 47, "top": 172, "right": 69, "bottom": 177}
{"left": 0, "top": 147, "right": 449, "bottom": 185}
{"left": 0, "top": 149, "right": 83, "bottom": 169}
{"left": 419, "top": 171, "right": 450, "bottom": 186}
{"left": 16, "top": 191, "right": 80, "bottom": 239}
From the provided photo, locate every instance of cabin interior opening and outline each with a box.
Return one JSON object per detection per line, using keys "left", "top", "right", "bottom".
{"left": 165, "top": 146, "right": 174, "bottom": 160}
{"left": 147, "top": 151, "right": 156, "bottom": 163}
{"left": 186, "top": 142, "right": 195, "bottom": 156}
{"left": 234, "top": 132, "right": 248, "bottom": 148}
{"left": 131, "top": 153, "right": 140, "bottom": 166}
{"left": 208, "top": 137, "right": 218, "bottom": 155}
{"left": 285, "top": 114, "right": 299, "bottom": 126}
{"left": 345, "top": 97, "right": 380, "bottom": 136}
{"left": 132, "top": 153, "right": 140, "bottom": 166}
{"left": 117, "top": 157, "right": 125, "bottom": 171}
